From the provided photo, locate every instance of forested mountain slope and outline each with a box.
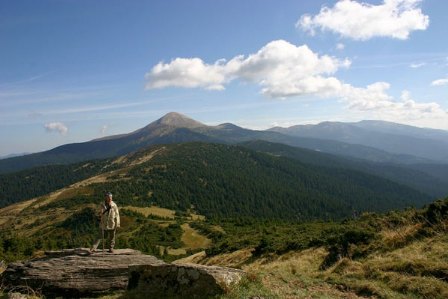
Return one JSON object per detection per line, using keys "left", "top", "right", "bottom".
{"left": 241, "top": 140, "right": 448, "bottom": 197}
{"left": 0, "top": 142, "right": 431, "bottom": 219}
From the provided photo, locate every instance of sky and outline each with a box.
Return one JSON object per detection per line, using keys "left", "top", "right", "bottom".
{"left": 1, "top": 0, "right": 448, "bottom": 156}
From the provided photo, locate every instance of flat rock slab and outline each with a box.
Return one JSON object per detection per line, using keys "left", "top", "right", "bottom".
{"left": 127, "top": 263, "right": 245, "bottom": 299}
{"left": 1, "top": 248, "right": 165, "bottom": 297}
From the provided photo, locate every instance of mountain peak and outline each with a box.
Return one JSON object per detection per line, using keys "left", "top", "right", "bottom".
{"left": 216, "top": 123, "right": 243, "bottom": 130}
{"left": 155, "top": 112, "right": 205, "bottom": 129}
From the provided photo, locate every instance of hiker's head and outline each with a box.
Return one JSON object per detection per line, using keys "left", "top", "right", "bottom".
{"left": 104, "top": 192, "right": 112, "bottom": 203}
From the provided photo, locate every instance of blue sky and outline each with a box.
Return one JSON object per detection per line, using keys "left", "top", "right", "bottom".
{"left": 1, "top": 0, "right": 448, "bottom": 156}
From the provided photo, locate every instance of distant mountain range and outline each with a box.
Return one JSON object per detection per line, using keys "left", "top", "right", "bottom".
{"left": 269, "top": 120, "right": 448, "bottom": 162}
{"left": 1, "top": 112, "right": 446, "bottom": 174}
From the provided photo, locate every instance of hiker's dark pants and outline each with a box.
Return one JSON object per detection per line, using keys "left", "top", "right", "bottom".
{"left": 92, "top": 228, "right": 116, "bottom": 250}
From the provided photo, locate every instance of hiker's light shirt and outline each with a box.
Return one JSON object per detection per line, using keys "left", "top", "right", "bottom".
{"left": 100, "top": 201, "right": 120, "bottom": 230}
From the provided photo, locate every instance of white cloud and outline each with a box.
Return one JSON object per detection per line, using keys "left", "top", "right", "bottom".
{"left": 146, "top": 40, "right": 351, "bottom": 98}
{"left": 232, "top": 40, "right": 351, "bottom": 98}
{"left": 145, "top": 39, "right": 446, "bottom": 122}
{"left": 431, "top": 78, "right": 448, "bottom": 86}
{"left": 145, "top": 58, "right": 230, "bottom": 90}
{"left": 409, "top": 62, "right": 426, "bottom": 68}
{"left": 336, "top": 43, "right": 345, "bottom": 50}
{"left": 297, "top": 0, "right": 429, "bottom": 40}
{"left": 342, "top": 87, "right": 446, "bottom": 120}
{"left": 44, "top": 122, "right": 68, "bottom": 135}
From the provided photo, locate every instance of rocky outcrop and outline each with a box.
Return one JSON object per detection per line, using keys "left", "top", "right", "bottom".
{"left": 1, "top": 248, "right": 165, "bottom": 297}
{"left": 1, "top": 249, "right": 246, "bottom": 298}
{"left": 127, "top": 263, "right": 245, "bottom": 298}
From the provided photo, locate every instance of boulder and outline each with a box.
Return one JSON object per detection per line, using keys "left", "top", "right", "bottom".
{"left": 1, "top": 249, "right": 246, "bottom": 298}
{"left": 127, "top": 262, "right": 245, "bottom": 298}
{"left": 1, "top": 248, "right": 165, "bottom": 297}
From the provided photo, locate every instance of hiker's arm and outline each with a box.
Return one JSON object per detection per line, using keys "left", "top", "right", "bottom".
{"left": 115, "top": 206, "right": 120, "bottom": 228}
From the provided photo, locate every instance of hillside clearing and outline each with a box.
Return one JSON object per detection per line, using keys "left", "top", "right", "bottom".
{"left": 0, "top": 199, "right": 37, "bottom": 225}
{"left": 180, "top": 223, "right": 212, "bottom": 250}
{"left": 123, "top": 206, "right": 176, "bottom": 219}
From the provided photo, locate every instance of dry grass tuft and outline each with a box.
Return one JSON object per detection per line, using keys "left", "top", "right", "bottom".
{"left": 380, "top": 223, "right": 422, "bottom": 249}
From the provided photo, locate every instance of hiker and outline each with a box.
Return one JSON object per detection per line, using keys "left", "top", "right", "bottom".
{"left": 90, "top": 192, "right": 120, "bottom": 253}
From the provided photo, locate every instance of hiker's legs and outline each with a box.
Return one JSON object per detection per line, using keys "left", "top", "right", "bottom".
{"left": 107, "top": 229, "right": 116, "bottom": 250}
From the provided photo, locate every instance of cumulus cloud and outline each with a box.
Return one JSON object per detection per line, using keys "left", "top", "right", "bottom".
{"left": 145, "top": 58, "right": 231, "bottom": 90}
{"left": 233, "top": 40, "right": 351, "bottom": 97}
{"left": 146, "top": 40, "right": 351, "bottom": 98}
{"left": 44, "top": 122, "right": 68, "bottom": 135}
{"left": 297, "top": 0, "right": 429, "bottom": 40}
{"left": 431, "top": 78, "right": 448, "bottom": 86}
{"left": 145, "top": 39, "right": 446, "bottom": 122}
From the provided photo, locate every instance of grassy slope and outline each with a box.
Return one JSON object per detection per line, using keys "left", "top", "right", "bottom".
{"left": 177, "top": 199, "right": 448, "bottom": 299}
{"left": 1, "top": 198, "right": 446, "bottom": 298}
{"left": 219, "top": 234, "right": 447, "bottom": 298}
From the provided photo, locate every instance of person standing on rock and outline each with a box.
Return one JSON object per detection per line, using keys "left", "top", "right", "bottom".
{"left": 90, "top": 191, "right": 120, "bottom": 253}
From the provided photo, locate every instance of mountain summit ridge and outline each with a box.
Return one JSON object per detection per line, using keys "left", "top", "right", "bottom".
{"left": 1, "top": 112, "right": 447, "bottom": 173}
{"left": 92, "top": 112, "right": 206, "bottom": 142}
{"left": 152, "top": 112, "right": 206, "bottom": 129}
